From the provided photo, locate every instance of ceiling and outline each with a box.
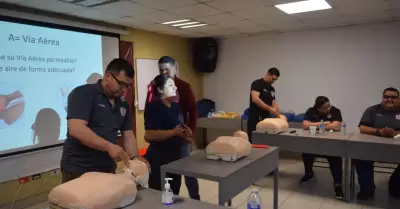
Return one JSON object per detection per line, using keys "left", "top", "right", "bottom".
{"left": 1, "top": 0, "right": 400, "bottom": 38}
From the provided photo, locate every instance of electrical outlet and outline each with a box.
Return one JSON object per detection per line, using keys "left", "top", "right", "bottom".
{"left": 32, "top": 173, "right": 41, "bottom": 180}
{"left": 50, "top": 169, "right": 59, "bottom": 176}
{"left": 19, "top": 177, "right": 29, "bottom": 184}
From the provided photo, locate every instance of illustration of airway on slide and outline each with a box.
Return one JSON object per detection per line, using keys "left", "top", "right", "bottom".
{"left": 0, "top": 19, "right": 115, "bottom": 155}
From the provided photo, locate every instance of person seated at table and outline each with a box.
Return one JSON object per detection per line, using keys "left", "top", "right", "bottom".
{"left": 356, "top": 87, "right": 400, "bottom": 200}
{"left": 144, "top": 74, "right": 193, "bottom": 194}
{"left": 301, "top": 96, "right": 344, "bottom": 200}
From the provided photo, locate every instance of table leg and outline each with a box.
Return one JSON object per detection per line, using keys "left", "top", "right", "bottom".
{"left": 161, "top": 170, "right": 166, "bottom": 191}
{"left": 350, "top": 159, "right": 355, "bottom": 197}
{"left": 344, "top": 157, "right": 350, "bottom": 202}
{"left": 273, "top": 168, "right": 279, "bottom": 209}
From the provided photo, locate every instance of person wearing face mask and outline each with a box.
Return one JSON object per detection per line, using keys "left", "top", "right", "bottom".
{"left": 145, "top": 56, "right": 200, "bottom": 200}
{"left": 247, "top": 68, "right": 280, "bottom": 143}
{"left": 61, "top": 59, "right": 148, "bottom": 183}
{"left": 144, "top": 74, "right": 193, "bottom": 194}
{"left": 356, "top": 87, "right": 400, "bottom": 200}
{"left": 301, "top": 96, "right": 344, "bottom": 200}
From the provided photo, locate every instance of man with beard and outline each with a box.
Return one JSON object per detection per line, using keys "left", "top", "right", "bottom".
{"left": 356, "top": 87, "right": 400, "bottom": 200}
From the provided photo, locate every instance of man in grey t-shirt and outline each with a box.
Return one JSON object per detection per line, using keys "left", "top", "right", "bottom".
{"left": 356, "top": 87, "right": 400, "bottom": 200}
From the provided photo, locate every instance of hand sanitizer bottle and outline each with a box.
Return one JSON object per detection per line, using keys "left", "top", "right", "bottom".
{"left": 319, "top": 120, "right": 325, "bottom": 135}
{"left": 162, "top": 178, "right": 173, "bottom": 206}
{"left": 247, "top": 188, "right": 262, "bottom": 209}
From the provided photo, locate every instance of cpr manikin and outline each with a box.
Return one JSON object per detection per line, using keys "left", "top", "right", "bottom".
{"left": 206, "top": 131, "right": 252, "bottom": 162}
{"left": 48, "top": 159, "right": 149, "bottom": 209}
{"left": 256, "top": 114, "right": 289, "bottom": 134}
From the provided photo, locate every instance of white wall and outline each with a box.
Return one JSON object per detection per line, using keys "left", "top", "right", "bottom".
{"left": 204, "top": 21, "right": 400, "bottom": 132}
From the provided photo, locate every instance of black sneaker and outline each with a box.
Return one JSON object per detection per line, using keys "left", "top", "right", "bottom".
{"left": 334, "top": 185, "right": 344, "bottom": 200}
{"left": 356, "top": 191, "right": 374, "bottom": 201}
{"left": 299, "top": 174, "right": 314, "bottom": 184}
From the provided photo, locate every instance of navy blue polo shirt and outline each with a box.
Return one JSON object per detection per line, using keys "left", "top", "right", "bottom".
{"left": 61, "top": 80, "right": 132, "bottom": 174}
{"left": 304, "top": 106, "right": 343, "bottom": 123}
{"left": 144, "top": 100, "right": 185, "bottom": 155}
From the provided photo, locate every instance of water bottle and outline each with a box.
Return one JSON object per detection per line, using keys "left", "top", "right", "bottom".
{"left": 319, "top": 120, "right": 325, "bottom": 135}
{"left": 162, "top": 178, "right": 173, "bottom": 206}
{"left": 341, "top": 121, "right": 346, "bottom": 135}
{"left": 247, "top": 188, "right": 262, "bottom": 209}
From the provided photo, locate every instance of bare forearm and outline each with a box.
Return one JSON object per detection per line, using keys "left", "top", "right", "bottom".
{"left": 254, "top": 98, "right": 271, "bottom": 112}
{"left": 326, "top": 122, "right": 340, "bottom": 131}
{"left": 124, "top": 137, "right": 139, "bottom": 159}
{"left": 359, "top": 125, "right": 377, "bottom": 135}
{"left": 144, "top": 130, "right": 174, "bottom": 142}
{"left": 302, "top": 121, "right": 321, "bottom": 130}
{"left": 69, "top": 126, "right": 111, "bottom": 152}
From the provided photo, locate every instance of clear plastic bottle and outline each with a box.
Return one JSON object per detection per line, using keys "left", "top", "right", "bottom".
{"left": 319, "top": 120, "right": 325, "bottom": 135}
{"left": 247, "top": 188, "right": 262, "bottom": 209}
{"left": 162, "top": 178, "right": 173, "bottom": 206}
{"left": 341, "top": 121, "right": 346, "bottom": 135}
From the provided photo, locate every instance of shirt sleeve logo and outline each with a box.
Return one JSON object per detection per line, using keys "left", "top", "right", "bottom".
{"left": 396, "top": 114, "right": 400, "bottom": 120}
{"left": 120, "top": 107, "right": 126, "bottom": 117}
{"left": 271, "top": 91, "right": 275, "bottom": 98}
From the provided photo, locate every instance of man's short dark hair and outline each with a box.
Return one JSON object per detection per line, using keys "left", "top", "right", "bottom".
{"left": 268, "top": 67, "right": 280, "bottom": 77}
{"left": 314, "top": 96, "right": 330, "bottom": 109}
{"left": 106, "top": 58, "right": 134, "bottom": 78}
{"left": 383, "top": 87, "right": 399, "bottom": 96}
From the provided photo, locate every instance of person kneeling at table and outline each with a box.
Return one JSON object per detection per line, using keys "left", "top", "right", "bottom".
{"left": 356, "top": 87, "right": 400, "bottom": 200}
{"left": 301, "top": 96, "right": 344, "bottom": 200}
{"left": 144, "top": 74, "right": 193, "bottom": 194}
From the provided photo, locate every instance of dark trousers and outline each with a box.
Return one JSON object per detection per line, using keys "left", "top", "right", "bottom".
{"left": 145, "top": 147, "right": 182, "bottom": 195}
{"left": 247, "top": 115, "right": 267, "bottom": 144}
{"left": 62, "top": 171, "right": 83, "bottom": 183}
{"left": 302, "top": 153, "right": 343, "bottom": 185}
{"left": 175, "top": 144, "right": 200, "bottom": 200}
{"left": 389, "top": 165, "right": 400, "bottom": 197}
{"left": 355, "top": 160, "right": 376, "bottom": 193}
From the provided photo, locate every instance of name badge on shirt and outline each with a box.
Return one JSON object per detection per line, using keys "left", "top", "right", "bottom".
{"left": 396, "top": 114, "right": 400, "bottom": 120}
{"left": 120, "top": 107, "right": 126, "bottom": 117}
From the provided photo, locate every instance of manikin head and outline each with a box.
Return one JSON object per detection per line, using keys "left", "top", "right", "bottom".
{"left": 314, "top": 96, "right": 331, "bottom": 116}
{"left": 263, "top": 67, "right": 280, "bottom": 85}
{"left": 158, "top": 56, "right": 177, "bottom": 78}
{"left": 153, "top": 74, "right": 177, "bottom": 101}
{"left": 381, "top": 87, "right": 399, "bottom": 111}
{"left": 102, "top": 59, "right": 134, "bottom": 98}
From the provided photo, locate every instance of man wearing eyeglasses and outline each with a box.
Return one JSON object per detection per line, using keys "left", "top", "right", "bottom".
{"left": 61, "top": 58, "right": 148, "bottom": 183}
{"left": 355, "top": 87, "right": 400, "bottom": 200}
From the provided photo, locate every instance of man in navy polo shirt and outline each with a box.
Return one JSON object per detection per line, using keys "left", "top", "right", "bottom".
{"left": 61, "top": 58, "right": 146, "bottom": 183}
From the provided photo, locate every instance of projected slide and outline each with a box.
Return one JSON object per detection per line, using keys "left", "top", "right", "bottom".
{"left": 0, "top": 20, "right": 107, "bottom": 154}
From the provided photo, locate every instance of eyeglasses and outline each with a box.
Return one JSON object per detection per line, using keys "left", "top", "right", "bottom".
{"left": 110, "top": 73, "right": 131, "bottom": 89}
{"left": 383, "top": 95, "right": 399, "bottom": 100}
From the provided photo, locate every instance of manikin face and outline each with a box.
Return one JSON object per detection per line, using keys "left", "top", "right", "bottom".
{"left": 159, "top": 62, "right": 177, "bottom": 78}
{"left": 382, "top": 90, "right": 399, "bottom": 110}
{"left": 158, "top": 78, "right": 177, "bottom": 99}
{"left": 264, "top": 73, "right": 279, "bottom": 85}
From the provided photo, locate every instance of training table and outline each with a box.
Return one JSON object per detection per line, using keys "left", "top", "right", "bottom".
{"left": 161, "top": 147, "right": 280, "bottom": 209}
{"left": 125, "top": 188, "right": 228, "bottom": 209}
{"left": 252, "top": 129, "right": 353, "bottom": 201}
{"left": 197, "top": 117, "right": 242, "bottom": 147}
{"left": 347, "top": 133, "right": 400, "bottom": 198}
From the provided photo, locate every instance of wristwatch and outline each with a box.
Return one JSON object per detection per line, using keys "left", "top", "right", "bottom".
{"left": 375, "top": 129, "right": 381, "bottom": 136}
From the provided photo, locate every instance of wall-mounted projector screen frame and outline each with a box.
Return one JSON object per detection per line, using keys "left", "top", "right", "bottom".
{"left": 0, "top": 15, "right": 120, "bottom": 159}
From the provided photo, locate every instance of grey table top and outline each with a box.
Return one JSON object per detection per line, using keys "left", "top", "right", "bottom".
{"left": 197, "top": 117, "right": 242, "bottom": 129}
{"left": 272, "top": 128, "right": 352, "bottom": 140}
{"left": 350, "top": 133, "right": 400, "bottom": 145}
{"left": 126, "top": 188, "right": 227, "bottom": 209}
{"left": 161, "top": 148, "right": 278, "bottom": 181}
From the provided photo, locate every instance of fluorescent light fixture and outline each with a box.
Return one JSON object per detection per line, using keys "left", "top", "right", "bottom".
{"left": 180, "top": 24, "right": 208, "bottom": 29}
{"left": 172, "top": 22, "right": 199, "bottom": 27}
{"left": 60, "top": 0, "right": 119, "bottom": 7}
{"left": 275, "top": 0, "right": 331, "bottom": 14}
{"left": 162, "top": 19, "right": 190, "bottom": 25}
